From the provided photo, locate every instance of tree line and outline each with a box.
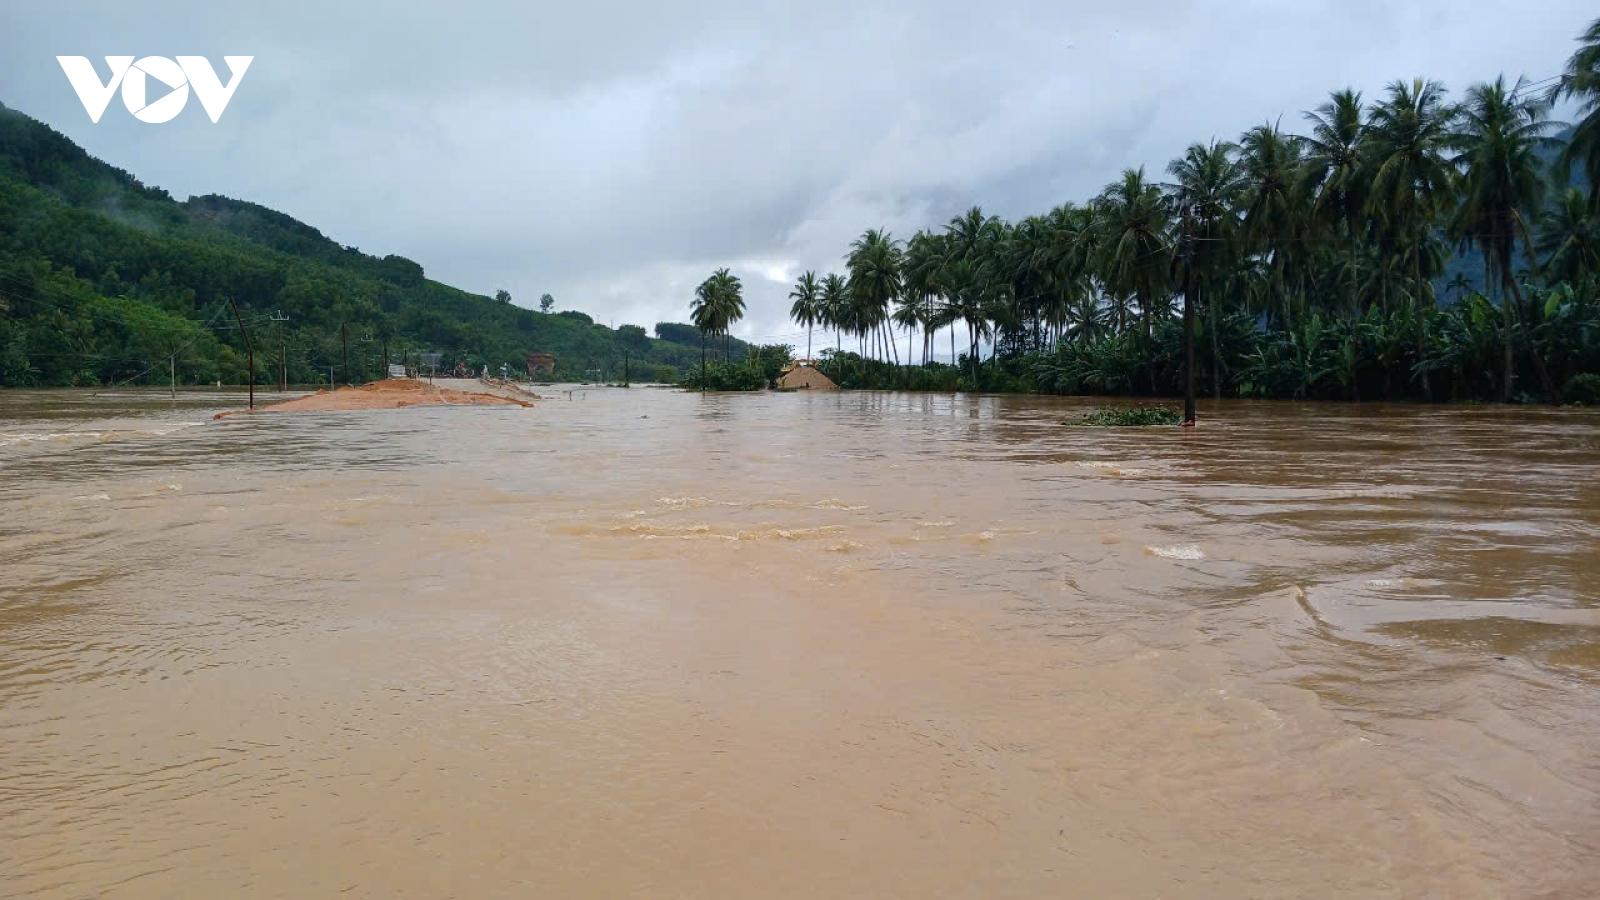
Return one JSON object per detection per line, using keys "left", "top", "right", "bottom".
{"left": 747, "top": 18, "right": 1600, "bottom": 407}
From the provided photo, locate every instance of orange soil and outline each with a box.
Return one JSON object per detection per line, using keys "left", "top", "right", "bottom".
{"left": 214, "top": 379, "right": 533, "bottom": 419}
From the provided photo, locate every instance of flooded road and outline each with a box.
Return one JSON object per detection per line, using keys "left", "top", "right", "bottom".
{"left": 2, "top": 387, "right": 1597, "bottom": 898}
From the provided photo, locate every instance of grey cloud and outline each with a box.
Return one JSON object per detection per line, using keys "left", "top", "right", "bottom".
{"left": 1, "top": 0, "right": 1592, "bottom": 344}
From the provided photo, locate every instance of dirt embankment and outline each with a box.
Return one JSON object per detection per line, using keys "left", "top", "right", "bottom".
{"left": 215, "top": 379, "right": 534, "bottom": 419}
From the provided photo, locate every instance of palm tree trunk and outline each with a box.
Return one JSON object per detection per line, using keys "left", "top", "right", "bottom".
{"left": 700, "top": 332, "right": 707, "bottom": 392}
{"left": 1140, "top": 284, "right": 1155, "bottom": 394}
{"left": 1497, "top": 251, "right": 1513, "bottom": 402}
{"left": 1502, "top": 260, "right": 1556, "bottom": 399}
{"left": 1210, "top": 285, "right": 1223, "bottom": 400}
{"left": 1349, "top": 233, "right": 1360, "bottom": 317}
{"left": 1413, "top": 235, "right": 1431, "bottom": 401}
{"left": 1183, "top": 260, "right": 1196, "bottom": 425}
{"left": 806, "top": 324, "right": 812, "bottom": 361}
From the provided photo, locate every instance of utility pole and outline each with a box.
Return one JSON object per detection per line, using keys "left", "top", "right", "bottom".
{"left": 1182, "top": 209, "right": 1197, "bottom": 427}
{"left": 268, "top": 311, "right": 290, "bottom": 392}
{"left": 624, "top": 349, "right": 630, "bottom": 386}
{"left": 170, "top": 356, "right": 176, "bottom": 403}
{"left": 341, "top": 323, "right": 349, "bottom": 386}
{"left": 226, "top": 295, "right": 255, "bottom": 410}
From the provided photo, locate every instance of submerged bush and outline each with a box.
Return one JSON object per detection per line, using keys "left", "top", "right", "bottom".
{"left": 1563, "top": 373, "right": 1600, "bottom": 405}
{"left": 1066, "top": 406, "right": 1183, "bottom": 426}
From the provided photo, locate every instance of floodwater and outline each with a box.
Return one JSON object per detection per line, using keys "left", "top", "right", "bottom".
{"left": 2, "top": 386, "right": 1597, "bottom": 898}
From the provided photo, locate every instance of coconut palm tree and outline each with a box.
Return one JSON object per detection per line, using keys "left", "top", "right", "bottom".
{"left": 690, "top": 267, "right": 744, "bottom": 374}
{"left": 902, "top": 230, "right": 945, "bottom": 363}
{"left": 1450, "top": 75, "right": 1560, "bottom": 400}
{"left": 1301, "top": 89, "right": 1370, "bottom": 316}
{"left": 846, "top": 228, "right": 903, "bottom": 364}
{"left": 1365, "top": 77, "right": 1458, "bottom": 400}
{"left": 1552, "top": 17, "right": 1600, "bottom": 210}
{"left": 938, "top": 257, "right": 993, "bottom": 380}
{"left": 1167, "top": 140, "right": 1247, "bottom": 404}
{"left": 1093, "top": 167, "right": 1171, "bottom": 391}
{"left": 788, "top": 270, "right": 821, "bottom": 360}
{"left": 1538, "top": 187, "right": 1600, "bottom": 284}
{"left": 1239, "top": 121, "right": 1306, "bottom": 329}
{"left": 690, "top": 279, "right": 717, "bottom": 384}
{"left": 820, "top": 273, "right": 848, "bottom": 358}
{"left": 946, "top": 206, "right": 1003, "bottom": 263}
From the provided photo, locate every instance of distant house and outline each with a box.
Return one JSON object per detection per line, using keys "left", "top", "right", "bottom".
{"left": 776, "top": 359, "right": 838, "bottom": 391}
{"left": 417, "top": 352, "right": 442, "bottom": 372}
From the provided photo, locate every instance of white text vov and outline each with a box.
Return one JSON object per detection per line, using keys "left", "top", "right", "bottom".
{"left": 57, "top": 56, "right": 253, "bottom": 124}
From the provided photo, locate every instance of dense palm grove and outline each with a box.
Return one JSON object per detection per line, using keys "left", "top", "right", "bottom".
{"left": 730, "top": 19, "right": 1600, "bottom": 405}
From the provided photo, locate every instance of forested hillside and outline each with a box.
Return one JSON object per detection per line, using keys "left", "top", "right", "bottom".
{"left": 0, "top": 101, "right": 736, "bottom": 387}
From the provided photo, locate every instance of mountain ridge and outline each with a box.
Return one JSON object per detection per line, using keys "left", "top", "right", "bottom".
{"left": 0, "top": 102, "right": 744, "bottom": 386}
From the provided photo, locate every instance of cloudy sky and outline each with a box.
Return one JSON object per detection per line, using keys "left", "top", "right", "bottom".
{"left": 1, "top": 1, "right": 1592, "bottom": 348}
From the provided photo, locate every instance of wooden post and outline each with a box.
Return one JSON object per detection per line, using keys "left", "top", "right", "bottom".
{"left": 226, "top": 295, "right": 254, "bottom": 410}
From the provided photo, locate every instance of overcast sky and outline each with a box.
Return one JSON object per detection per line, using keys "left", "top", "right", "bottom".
{"left": 1, "top": 1, "right": 1593, "bottom": 348}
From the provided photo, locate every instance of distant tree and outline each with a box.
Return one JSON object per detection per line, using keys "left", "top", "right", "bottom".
{"left": 539, "top": 293, "right": 555, "bottom": 312}
{"left": 495, "top": 289, "right": 512, "bottom": 304}
{"left": 656, "top": 364, "right": 679, "bottom": 384}
{"left": 788, "top": 270, "right": 821, "bottom": 359}
{"left": 1451, "top": 75, "right": 1559, "bottom": 401}
{"left": 1552, "top": 17, "right": 1600, "bottom": 210}
{"left": 617, "top": 324, "right": 650, "bottom": 350}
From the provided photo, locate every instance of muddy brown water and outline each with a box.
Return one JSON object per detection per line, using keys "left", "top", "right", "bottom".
{"left": 2, "top": 387, "right": 1597, "bottom": 898}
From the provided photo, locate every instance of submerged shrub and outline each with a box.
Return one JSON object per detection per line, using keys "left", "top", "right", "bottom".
{"left": 1563, "top": 373, "right": 1600, "bottom": 405}
{"left": 1066, "top": 406, "right": 1183, "bottom": 426}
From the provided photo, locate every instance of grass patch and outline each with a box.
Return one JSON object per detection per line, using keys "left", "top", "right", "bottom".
{"left": 1066, "top": 405, "right": 1183, "bottom": 426}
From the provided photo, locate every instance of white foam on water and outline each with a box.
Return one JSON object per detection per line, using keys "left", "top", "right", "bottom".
{"left": 1075, "top": 460, "right": 1147, "bottom": 476}
{"left": 1146, "top": 544, "right": 1205, "bottom": 561}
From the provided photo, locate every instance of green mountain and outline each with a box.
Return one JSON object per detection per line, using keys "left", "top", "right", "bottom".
{"left": 0, "top": 101, "right": 742, "bottom": 387}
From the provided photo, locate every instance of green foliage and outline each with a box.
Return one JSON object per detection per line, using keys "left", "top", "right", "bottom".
{"left": 679, "top": 360, "right": 767, "bottom": 391}
{"left": 1565, "top": 372, "right": 1600, "bottom": 403}
{"left": 655, "top": 364, "right": 679, "bottom": 384}
{"left": 0, "top": 104, "right": 716, "bottom": 387}
{"left": 617, "top": 324, "right": 649, "bottom": 349}
{"left": 1067, "top": 406, "right": 1183, "bottom": 426}
{"left": 746, "top": 344, "right": 795, "bottom": 384}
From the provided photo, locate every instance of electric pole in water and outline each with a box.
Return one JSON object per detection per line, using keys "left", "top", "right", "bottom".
{"left": 1181, "top": 208, "right": 1197, "bottom": 427}
{"left": 268, "top": 311, "right": 290, "bottom": 391}
{"left": 226, "top": 295, "right": 255, "bottom": 410}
